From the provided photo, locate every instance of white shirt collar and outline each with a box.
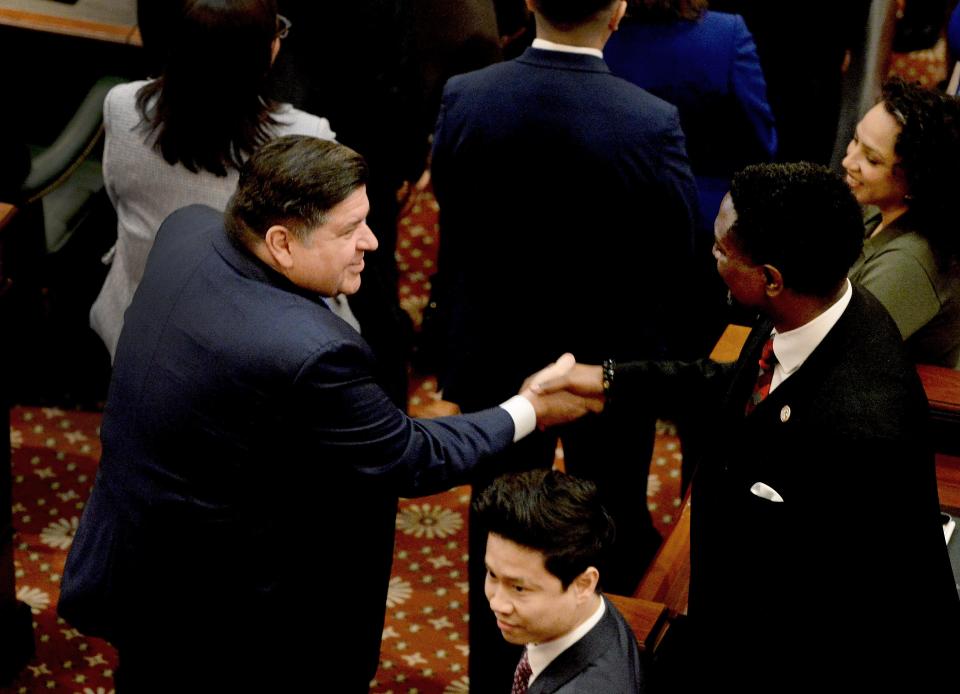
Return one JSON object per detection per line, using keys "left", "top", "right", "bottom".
{"left": 526, "top": 595, "right": 606, "bottom": 684}
{"left": 769, "top": 280, "right": 853, "bottom": 392}
{"left": 531, "top": 38, "right": 604, "bottom": 60}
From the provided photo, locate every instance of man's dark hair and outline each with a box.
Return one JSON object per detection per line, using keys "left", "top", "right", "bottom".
{"left": 729, "top": 162, "right": 864, "bottom": 298}
{"left": 472, "top": 469, "right": 615, "bottom": 590}
{"left": 532, "top": 0, "right": 620, "bottom": 29}
{"left": 225, "top": 135, "right": 368, "bottom": 242}
{"left": 626, "top": 0, "right": 707, "bottom": 22}
{"left": 136, "top": 0, "right": 282, "bottom": 176}
{"left": 881, "top": 77, "right": 960, "bottom": 263}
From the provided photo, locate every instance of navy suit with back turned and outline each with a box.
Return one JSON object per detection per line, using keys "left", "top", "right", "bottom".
{"left": 59, "top": 204, "right": 518, "bottom": 692}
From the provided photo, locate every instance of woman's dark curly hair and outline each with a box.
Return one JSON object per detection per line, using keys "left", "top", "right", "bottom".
{"left": 625, "top": 0, "right": 707, "bottom": 22}
{"left": 882, "top": 77, "right": 960, "bottom": 264}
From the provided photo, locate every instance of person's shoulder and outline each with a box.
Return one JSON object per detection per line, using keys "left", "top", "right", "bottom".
{"left": 831, "top": 287, "right": 924, "bottom": 398}
{"left": 270, "top": 103, "right": 337, "bottom": 141}
{"left": 880, "top": 228, "right": 935, "bottom": 259}
{"left": 865, "top": 225, "right": 938, "bottom": 277}
{"left": 701, "top": 9, "right": 744, "bottom": 33}
{"left": 105, "top": 79, "right": 150, "bottom": 109}
{"left": 156, "top": 204, "right": 222, "bottom": 245}
{"left": 604, "top": 74, "right": 680, "bottom": 127}
{"left": 445, "top": 59, "right": 516, "bottom": 92}
{"left": 104, "top": 79, "right": 150, "bottom": 120}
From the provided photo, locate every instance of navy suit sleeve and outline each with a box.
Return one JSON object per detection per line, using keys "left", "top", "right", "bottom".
{"left": 730, "top": 15, "right": 777, "bottom": 160}
{"left": 294, "top": 337, "right": 515, "bottom": 496}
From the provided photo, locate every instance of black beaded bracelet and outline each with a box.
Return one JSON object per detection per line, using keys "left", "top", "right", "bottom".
{"left": 601, "top": 358, "right": 615, "bottom": 400}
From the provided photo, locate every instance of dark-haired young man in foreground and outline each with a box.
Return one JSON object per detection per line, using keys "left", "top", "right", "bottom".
{"left": 475, "top": 469, "right": 644, "bottom": 693}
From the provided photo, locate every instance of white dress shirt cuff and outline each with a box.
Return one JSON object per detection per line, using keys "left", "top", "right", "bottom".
{"left": 500, "top": 395, "right": 537, "bottom": 443}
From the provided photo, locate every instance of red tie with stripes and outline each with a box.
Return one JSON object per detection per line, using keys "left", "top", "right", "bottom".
{"left": 745, "top": 336, "right": 777, "bottom": 416}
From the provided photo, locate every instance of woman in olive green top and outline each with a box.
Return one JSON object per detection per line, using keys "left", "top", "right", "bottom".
{"left": 842, "top": 77, "right": 960, "bottom": 368}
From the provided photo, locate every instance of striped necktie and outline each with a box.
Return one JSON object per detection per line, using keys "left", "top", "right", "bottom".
{"left": 745, "top": 336, "right": 777, "bottom": 415}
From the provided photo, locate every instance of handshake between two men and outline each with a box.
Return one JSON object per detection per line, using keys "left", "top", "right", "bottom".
{"left": 423, "top": 353, "right": 607, "bottom": 430}
{"left": 521, "top": 353, "right": 607, "bottom": 429}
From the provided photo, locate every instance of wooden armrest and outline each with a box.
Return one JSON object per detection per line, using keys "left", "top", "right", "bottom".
{"left": 709, "top": 324, "right": 750, "bottom": 362}
{"left": 917, "top": 364, "right": 960, "bottom": 458}
{"left": 605, "top": 594, "right": 669, "bottom": 653}
{"left": 0, "top": 204, "right": 16, "bottom": 234}
{"left": 634, "top": 491, "right": 691, "bottom": 615}
{"left": 917, "top": 364, "right": 960, "bottom": 416}
{"left": 937, "top": 453, "right": 960, "bottom": 514}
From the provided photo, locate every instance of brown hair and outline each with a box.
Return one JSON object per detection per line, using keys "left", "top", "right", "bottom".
{"left": 225, "top": 136, "right": 368, "bottom": 244}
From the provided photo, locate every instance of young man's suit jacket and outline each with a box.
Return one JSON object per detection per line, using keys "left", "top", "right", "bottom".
{"left": 59, "top": 204, "right": 517, "bottom": 692}
{"left": 528, "top": 597, "right": 644, "bottom": 694}
{"left": 613, "top": 286, "right": 960, "bottom": 690}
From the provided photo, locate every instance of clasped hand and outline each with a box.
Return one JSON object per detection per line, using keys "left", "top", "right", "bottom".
{"left": 519, "top": 354, "right": 606, "bottom": 429}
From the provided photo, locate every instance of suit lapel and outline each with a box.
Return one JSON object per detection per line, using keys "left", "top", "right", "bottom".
{"left": 527, "top": 599, "right": 615, "bottom": 694}
{"left": 722, "top": 318, "right": 774, "bottom": 419}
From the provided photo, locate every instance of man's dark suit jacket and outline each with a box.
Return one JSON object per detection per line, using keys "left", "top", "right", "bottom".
{"left": 58, "top": 205, "right": 517, "bottom": 692}
{"left": 528, "top": 596, "right": 644, "bottom": 694}
{"left": 431, "top": 46, "right": 699, "bottom": 406}
{"left": 612, "top": 287, "right": 960, "bottom": 690}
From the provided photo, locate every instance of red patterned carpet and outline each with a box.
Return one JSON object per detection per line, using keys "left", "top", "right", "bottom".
{"left": 5, "top": 186, "right": 682, "bottom": 693}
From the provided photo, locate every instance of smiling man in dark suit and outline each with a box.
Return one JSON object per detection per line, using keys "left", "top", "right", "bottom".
{"left": 475, "top": 469, "right": 644, "bottom": 694}
{"left": 430, "top": 1, "right": 699, "bottom": 687}
{"left": 535, "top": 162, "right": 960, "bottom": 691}
{"left": 57, "top": 135, "right": 599, "bottom": 693}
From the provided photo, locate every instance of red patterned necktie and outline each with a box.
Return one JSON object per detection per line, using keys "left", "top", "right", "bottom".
{"left": 745, "top": 336, "right": 777, "bottom": 415}
{"left": 512, "top": 649, "right": 532, "bottom": 694}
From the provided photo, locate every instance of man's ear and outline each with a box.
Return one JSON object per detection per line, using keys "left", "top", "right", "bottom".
{"left": 271, "top": 36, "right": 281, "bottom": 65}
{"left": 525, "top": 0, "right": 536, "bottom": 13}
{"left": 762, "top": 264, "right": 785, "bottom": 297}
{"left": 609, "top": 0, "right": 627, "bottom": 31}
{"left": 263, "top": 225, "right": 296, "bottom": 269}
{"left": 572, "top": 567, "right": 600, "bottom": 603}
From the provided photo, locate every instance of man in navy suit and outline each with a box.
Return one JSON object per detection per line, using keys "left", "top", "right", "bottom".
{"left": 535, "top": 162, "right": 960, "bottom": 691}
{"left": 475, "top": 469, "right": 645, "bottom": 693}
{"left": 58, "top": 136, "right": 597, "bottom": 693}
{"left": 430, "top": 0, "right": 698, "bottom": 687}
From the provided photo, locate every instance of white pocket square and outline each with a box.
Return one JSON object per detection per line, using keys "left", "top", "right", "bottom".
{"left": 750, "top": 482, "right": 784, "bottom": 503}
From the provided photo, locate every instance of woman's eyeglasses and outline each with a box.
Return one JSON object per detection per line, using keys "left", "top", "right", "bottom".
{"left": 276, "top": 15, "right": 292, "bottom": 40}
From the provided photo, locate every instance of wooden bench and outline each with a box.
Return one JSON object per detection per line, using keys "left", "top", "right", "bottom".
{"left": 918, "top": 364, "right": 960, "bottom": 512}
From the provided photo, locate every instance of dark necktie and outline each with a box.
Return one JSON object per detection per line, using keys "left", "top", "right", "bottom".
{"left": 511, "top": 649, "right": 532, "bottom": 694}
{"left": 745, "top": 336, "right": 777, "bottom": 415}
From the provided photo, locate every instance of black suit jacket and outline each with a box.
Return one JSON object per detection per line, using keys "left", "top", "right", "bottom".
{"left": 431, "top": 47, "right": 699, "bottom": 409}
{"left": 528, "top": 597, "right": 644, "bottom": 694}
{"left": 613, "top": 287, "right": 960, "bottom": 689}
{"left": 58, "top": 205, "right": 517, "bottom": 691}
